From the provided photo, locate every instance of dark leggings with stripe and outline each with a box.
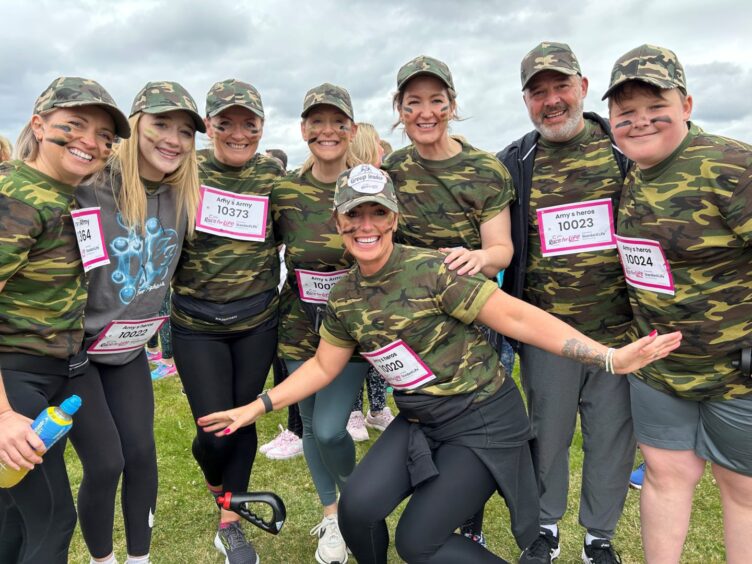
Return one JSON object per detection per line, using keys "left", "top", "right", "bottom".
{"left": 173, "top": 323, "right": 276, "bottom": 492}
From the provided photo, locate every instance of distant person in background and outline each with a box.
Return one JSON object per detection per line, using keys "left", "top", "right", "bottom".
{"left": 0, "top": 135, "right": 12, "bottom": 162}
{"left": 346, "top": 122, "right": 394, "bottom": 442}
{"left": 265, "top": 148, "right": 288, "bottom": 170}
{"left": 379, "top": 139, "right": 393, "bottom": 159}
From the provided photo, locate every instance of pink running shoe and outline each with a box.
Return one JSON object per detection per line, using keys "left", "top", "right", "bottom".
{"left": 347, "top": 411, "right": 369, "bottom": 442}
{"left": 147, "top": 349, "right": 162, "bottom": 363}
{"left": 151, "top": 362, "right": 177, "bottom": 380}
{"left": 266, "top": 429, "right": 303, "bottom": 460}
{"left": 365, "top": 407, "right": 395, "bottom": 432}
{"left": 260, "top": 424, "right": 288, "bottom": 454}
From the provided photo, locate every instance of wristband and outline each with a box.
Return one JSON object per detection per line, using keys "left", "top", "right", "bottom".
{"left": 605, "top": 347, "right": 616, "bottom": 374}
{"left": 257, "top": 392, "right": 274, "bottom": 414}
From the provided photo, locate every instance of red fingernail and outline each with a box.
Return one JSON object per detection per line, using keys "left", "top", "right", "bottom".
{"left": 224, "top": 428, "right": 231, "bottom": 435}
{"left": 649, "top": 329, "right": 657, "bottom": 337}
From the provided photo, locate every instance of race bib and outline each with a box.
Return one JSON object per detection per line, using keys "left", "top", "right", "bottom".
{"left": 196, "top": 185, "right": 268, "bottom": 241}
{"left": 615, "top": 235, "right": 675, "bottom": 295}
{"left": 295, "top": 269, "right": 349, "bottom": 303}
{"left": 87, "top": 317, "right": 168, "bottom": 354}
{"left": 71, "top": 207, "right": 110, "bottom": 272}
{"left": 362, "top": 339, "right": 436, "bottom": 391}
{"left": 537, "top": 198, "right": 616, "bottom": 257}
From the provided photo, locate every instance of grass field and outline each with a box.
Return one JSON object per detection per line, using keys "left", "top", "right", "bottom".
{"left": 65, "top": 370, "right": 725, "bottom": 563}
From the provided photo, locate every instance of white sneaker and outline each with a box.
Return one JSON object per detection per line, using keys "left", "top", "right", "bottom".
{"left": 346, "top": 411, "right": 369, "bottom": 442}
{"left": 260, "top": 424, "right": 288, "bottom": 454}
{"left": 365, "top": 407, "right": 394, "bottom": 432}
{"left": 310, "top": 514, "right": 348, "bottom": 564}
{"left": 266, "top": 429, "right": 303, "bottom": 460}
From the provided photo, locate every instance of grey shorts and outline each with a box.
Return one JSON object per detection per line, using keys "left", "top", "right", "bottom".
{"left": 629, "top": 375, "right": 752, "bottom": 477}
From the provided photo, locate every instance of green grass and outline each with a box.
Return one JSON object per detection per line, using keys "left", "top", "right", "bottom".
{"left": 65, "top": 369, "right": 725, "bottom": 563}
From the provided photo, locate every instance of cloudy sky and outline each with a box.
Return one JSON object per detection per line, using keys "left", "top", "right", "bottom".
{"left": 2, "top": 0, "right": 751, "bottom": 167}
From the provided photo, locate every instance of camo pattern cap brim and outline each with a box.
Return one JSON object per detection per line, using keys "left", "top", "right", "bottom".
{"left": 520, "top": 42, "right": 581, "bottom": 89}
{"left": 130, "top": 81, "right": 206, "bottom": 133}
{"left": 397, "top": 55, "right": 455, "bottom": 92}
{"left": 206, "top": 79, "right": 264, "bottom": 119}
{"left": 301, "top": 83, "right": 354, "bottom": 120}
{"left": 34, "top": 76, "right": 131, "bottom": 138}
{"left": 602, "top": 44, "right": 686, "bottom": 100}
{"left": 334, "top": 164, "right": 398, "bottom": 214}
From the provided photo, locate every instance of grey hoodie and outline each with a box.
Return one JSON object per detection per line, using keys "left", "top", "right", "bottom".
{"left": 75, "top": 171, "right": 187, "bottom": 365}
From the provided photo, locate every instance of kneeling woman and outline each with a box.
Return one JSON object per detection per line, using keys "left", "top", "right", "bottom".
{"left": 199, "top": 165, "right": 682, "bottom": 564}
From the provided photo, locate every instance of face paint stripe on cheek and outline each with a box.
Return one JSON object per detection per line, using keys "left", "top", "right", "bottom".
{"left": 402, "top": 106, "right": 413, "bottom": 114}
{"left": 307, "top": 136, "right": 318, "bottom": 145}
{"left": 51, "top": 124, "right": 72, "bottom": 133}
{"left": 651, "top": 116, "right": 673, "bottom": 124}
{"left": 46, "top": 137, "right": 69, "bottom": 147}
{"left": 615, "top": 120, "right": 632, "bottom": 129}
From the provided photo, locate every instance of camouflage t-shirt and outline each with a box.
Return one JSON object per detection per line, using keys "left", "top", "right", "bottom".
{"left": 271, "top": 170, "right": 357, "bottom": 360}
{"left": 171, "top": 150, "right": 284, "bottom": 332}
{"left": 0, "top": 161, "right": 86, "bottom": 358}
{"left": 383, "top": 137, "right": 515, "bottom": 250}
{"left": 618, "top": 124, "right": 752, "bottom": 400}
{"left": 525, "top": 120, "right": 632, "bottom": 345}
{"left": 320, "top": 244, "right": 502, "bottom": 402}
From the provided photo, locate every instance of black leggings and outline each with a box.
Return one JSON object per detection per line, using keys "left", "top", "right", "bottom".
{"left": 68, "top": 351, "right": 156, "bottom": 558}
{"left": 338, "top": 416, "right": 508, "bottom": 564}
{"left": 0, "top": 369, "right": 76, "bottom": 564}
{"left": 173, "top": 324, "right": 276, "bottom": 492}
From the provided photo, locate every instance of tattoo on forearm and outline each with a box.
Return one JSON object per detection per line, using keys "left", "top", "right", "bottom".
{"left": 562, "top": 339, "right": 606, "bottom": 369}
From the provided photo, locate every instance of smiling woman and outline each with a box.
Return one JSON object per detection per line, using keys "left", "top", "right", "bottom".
{"left": 67, "top": 80, "right": 204, "bottom": 564}
{"left": 0, "top": 76, "right": 129, "bottom": 564}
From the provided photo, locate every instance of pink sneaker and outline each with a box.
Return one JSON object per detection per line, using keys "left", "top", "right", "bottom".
{"left": 365, "top": 407, "right": 395, "bottom": 432}
{"left": 347, "top": 411, "right": 369, "bottom": 442}
{"left": 151, "top": 361, "right": 177, "bottom": 380}
{"left": 147, "top": 349, "right": 162, "bottom": 363}
{"left": 266, "top": 429, "right": 303, "bottom": 460}
{"left": 260, "top": 424, "right": 288, "bottom": 454}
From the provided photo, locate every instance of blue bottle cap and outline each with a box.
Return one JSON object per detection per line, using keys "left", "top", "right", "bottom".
{"left": 60, "top": 395, "right": 82, "bottom": 415}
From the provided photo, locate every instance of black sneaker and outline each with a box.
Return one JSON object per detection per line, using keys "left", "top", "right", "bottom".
{"left": 582, "top": 538, "right": 622, "bottom": 564}
{"left": 214, "top": 521, "right": 260, "bottom": 564}
{"left": 519, "top": 529, "right": 560, "bottom": 563}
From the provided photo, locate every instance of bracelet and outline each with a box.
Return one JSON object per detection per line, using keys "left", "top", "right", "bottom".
{"left": 605, "top": 347, "right": 616, "bottom": 374}
{"left": 257, "top": 392, "right": 274, "bottom": 414}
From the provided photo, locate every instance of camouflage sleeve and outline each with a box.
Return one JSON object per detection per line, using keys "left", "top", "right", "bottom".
{"left": 320, "top": 303, "right": 358, "bottom": 349}
{"left": 437, "top": 263, "right": 498, "bottom": 324}
{"left": 479, "top": 158, "right": 516, "bottom": 225}
{"left": 726, "top": 168, "right": 752, "bottom": 243}
{"left": 0, "top": 195, "right": 42, "bottom": 281}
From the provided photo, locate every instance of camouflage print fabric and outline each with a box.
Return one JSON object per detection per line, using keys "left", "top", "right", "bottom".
{"left": 602, "top": 44, "right": 686, "bottom": 100}
{"left": 130, "top": 81, "right": 205, "bottom": 133}
{"left": 301, "top": 83, "right": 353, "bottom": 120}
{"left": 171, "top": 150, "right": 284, "bottom": 332}
{"left": 618, "top": 123, "right": 752, "bottom": 400}
{"left": 271, "top": 170, "right": 358, "bottom": 361}
{"left": 205, "top": 79, "right": 264, "bottom": 119}
{"left": 320, "top": 244, "right": 502, "bottom": 402}
{"left": 396, "top": 55, "right": 455, "bottom": 92}
{"left": 525, "top": 120, "right": 632, "bottom": 345}
{"left": 34, "top": 76, "right": 130, "bottom": 138}
{"left": 520, "top": 41, "right": 581, "bottom": 90}
{"left": 383, "top": 137, "right": 515, "bottom": 250}
{"left": 0, "top": 161, "right": 86, "bottom": 358}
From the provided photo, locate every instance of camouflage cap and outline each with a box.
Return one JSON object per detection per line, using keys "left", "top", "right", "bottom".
{"left": 334, "top": 164, "right": 399, "bottom": 215}
{"left": 130, "top": 81, "right": 206, "bottom": 133}
{"left": 301, "top": 83, "right": 354, "bottom": 120}
{"left": 520, "top": 42, "right": 581, "bottom": 90}
{"left": 206, "top": 79, "right": 264, "bottom": 119}
{"left": 396, "top": 55, "right": 455, "bottom": 92}
{"left": 33, "top": 76, "right": 131, "bottom": 139}
{"left": 602, "top": 44, "right": 686, "bottom": 100}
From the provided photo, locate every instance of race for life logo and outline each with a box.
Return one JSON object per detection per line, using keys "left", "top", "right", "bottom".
{"left": 348, "top": 164, "right": 386, "bottom": 194}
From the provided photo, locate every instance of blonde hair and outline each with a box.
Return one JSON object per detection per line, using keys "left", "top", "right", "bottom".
{"left": 299, "top": 114, "right": 363, "bottom": 176}
{"left": 15, "top": 122, "right": 39, "bottom": 161}
{"left": 350, "top": 123, "right": 381, "bottom": 166}
{"left": 111, "top": 113, "right": 199, "bottom": 237}
{"left": 0, "top": 135, "right": 13, "bottom": 162}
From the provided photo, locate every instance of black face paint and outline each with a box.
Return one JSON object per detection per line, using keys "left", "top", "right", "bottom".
{"left": 52, "top": 124, "right": 72, "bottom": 133}
{"left": 402, "top": 106, "right": 413, "bottom": 114}
{"left": 105, "top": 142, "right": 113, "bottom": 149}
{"left": 249, "top": 128, "right": 260, "bottom": 134}
{"left": 651, "top": 115, "right": 673, "bottom": 125}
{"left": 440, "top": 105, "right": 450, "bottom": 112}
{"left": 213, "top": 124, "right": 226, "bottom": 132}
{"left": 46, "top": 137, "right": 69, "bottom": 147}
{"left": 614, "top": 120, "right": 633, "bottom": 129}
{"left": 307, "top": 136, "right": 318, "bottom": 145}
{"left": 340, "top": 226, "right": 357, "bottom": 234}
{"left": 338, "top": 125, "right": 350, "bottom": 132}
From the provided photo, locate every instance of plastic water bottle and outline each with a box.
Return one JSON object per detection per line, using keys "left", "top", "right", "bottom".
{"left": 0, "top": 395, "right": 82, "bottom": 488}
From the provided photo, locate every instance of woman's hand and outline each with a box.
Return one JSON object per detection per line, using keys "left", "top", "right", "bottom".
{"left": 0, "top": 409, "right": 45, "bottom": 471}
{"left": 440, "top": 247, "right": 486, "bottom": 276}
{"left": 197, "top": 400, "right": 265, "bottom": 437}
{"left": 613, "top": 330, "right": 683, "bottom": 374}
